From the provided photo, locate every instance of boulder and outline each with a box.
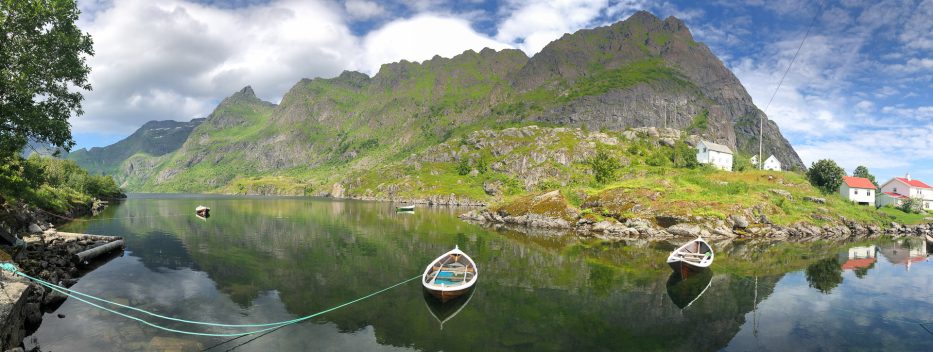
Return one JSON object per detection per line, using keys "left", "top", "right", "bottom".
{"left": 28, "top": 224, "right": 42, "bottom": 234}
{"left": 769, "top": 189, "right": 793, "bottom": 200}
{"left": 667, "top": 224, "right": 702, "bottom": 237}
{"left": 483, "top": 180, "right": 503, "bottom": 196}
{"left": 803, "top": 196, "right": 826, "bottom": 204}
{"left": 728, "top": 215, "right": 749, "bottom": 228}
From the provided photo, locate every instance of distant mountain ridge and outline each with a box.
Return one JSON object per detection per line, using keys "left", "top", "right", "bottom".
{"left": 67, "top": 118, "right": 204, "bottom": 175}
{"left": 73, "top": 11, "right": 804, "bottom": 195}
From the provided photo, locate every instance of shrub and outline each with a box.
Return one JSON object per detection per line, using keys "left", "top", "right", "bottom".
{"left": 671, "top": 141, "right": 699, "bottom": 169}
{"left": 456, "top": 158, "right": 471, "bottom": 176}
{"left": 898, "top": 197, "right": 923, "bottom": 214}
{"left": 588, "top": 144, "right": 621, "bottom": 184}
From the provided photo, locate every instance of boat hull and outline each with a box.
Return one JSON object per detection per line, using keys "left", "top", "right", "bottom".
{"left": 667, "top": 259, "right": 708, "bottom": 277}
{"left": 425, "top": 286, "right": 473, "bottom": 303}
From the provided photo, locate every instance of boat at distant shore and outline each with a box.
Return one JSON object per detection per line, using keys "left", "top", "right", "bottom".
{"left": 667, "top": 237, "right": 714, "bottom": 276}
{"left": 396, "top": 205, "right": 415, "bottom": 211}
{"left": 422, "top": 246, "right": 478, "bottom": 302}
{"left": 195, "top": 205, "right": 210, "bottom": 218}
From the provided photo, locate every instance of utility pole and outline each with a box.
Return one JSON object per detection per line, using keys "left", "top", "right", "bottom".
{"left": 758, "top": 114, "right": 763, "bottom": 170}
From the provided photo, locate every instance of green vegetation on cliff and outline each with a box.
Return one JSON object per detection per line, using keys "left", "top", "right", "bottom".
{"left": 0, "top": 155, "right": 124, "bottom": 215}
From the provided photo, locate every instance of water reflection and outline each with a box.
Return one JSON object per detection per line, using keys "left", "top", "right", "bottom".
{"left": 23, "top": 196, "right": 933, "bottom": 351}
{"left": 666, "top": 270, "right": 713, "bottom": 310}
{"left": 422, "top": 287, "right": 475, "bottom": 330}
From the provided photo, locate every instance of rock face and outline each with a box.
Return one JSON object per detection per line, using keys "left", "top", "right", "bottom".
{"left": 514, "top": 11, "right": 803, "bottom": 170}
{"left": 0, "top": 272, "right": 33, "bottom": 351}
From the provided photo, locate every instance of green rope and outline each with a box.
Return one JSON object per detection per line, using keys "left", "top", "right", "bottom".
{"left": 1, "top": 262, "right": 420, "bottom": 336}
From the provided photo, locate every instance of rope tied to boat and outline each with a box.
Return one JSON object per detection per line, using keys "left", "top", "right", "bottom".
{"left": 1, "top": 262, "right": 421, "bottom": 336}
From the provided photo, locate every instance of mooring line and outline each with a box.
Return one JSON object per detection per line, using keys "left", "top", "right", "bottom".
{"left": 0, "top": 263, "right": 420, "bottom": 336}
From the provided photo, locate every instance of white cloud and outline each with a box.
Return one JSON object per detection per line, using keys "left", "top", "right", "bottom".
{"left": 495, "top": 0, "right": 611, "bottom": 55}
{"left": 353, "top": 14, "right": 512, "bottom": 75}
{"left": 345, "top": 0, "right": 385, "bottom": 20}
{"left": 73, "top": 0, "right": 359, "bottom": 135}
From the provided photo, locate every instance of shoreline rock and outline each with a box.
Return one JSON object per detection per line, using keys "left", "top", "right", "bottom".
{"left": 461, "top": 207, "right": 933, "bottom": 243}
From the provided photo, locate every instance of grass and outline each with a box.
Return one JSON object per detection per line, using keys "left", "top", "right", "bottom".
{"left": 877, "top": 206, "right": 930, "bottom": 225}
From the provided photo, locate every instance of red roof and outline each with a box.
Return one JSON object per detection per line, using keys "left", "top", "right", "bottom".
{"left": 843, "top": 176, "right": 876, "bottom": 189}
{"left": 882, "top": 192, "right": 908, "bottom": 199}
{"left": 842, "top": 258, "right": 876, "bottom": 270}
{"left": 895, "top": 177, "right": 932, "bottom": 189}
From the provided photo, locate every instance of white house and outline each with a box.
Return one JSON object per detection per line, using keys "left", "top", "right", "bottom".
{"left": 751, "top": 155, "right": 782, "bottom": 171}
{"left": 839, "top": 176, "right": 876, "bottom": 206}
{"left": 877, "top": 173, "right": 933, "bottom": 211}
{"left": 696, "top": 140, "right": 733, "bottom": 171}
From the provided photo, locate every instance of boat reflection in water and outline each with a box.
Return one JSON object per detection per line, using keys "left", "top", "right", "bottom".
{"left": 666, "top": 269, "right": 713, "bottom": 310}
{"left": 422, "top": 287, "right": 475, "bottom": 330}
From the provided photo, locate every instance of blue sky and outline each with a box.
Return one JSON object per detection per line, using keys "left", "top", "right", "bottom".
{"left": 71, "top": 0, "right": 932, "bottom": 183}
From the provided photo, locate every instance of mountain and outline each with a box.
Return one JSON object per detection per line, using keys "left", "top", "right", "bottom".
{"left": 67, "top": 118, "right": 204, "bottom": 175}
{"left": 76, "top": 11, "right": 804, "bottom": 196}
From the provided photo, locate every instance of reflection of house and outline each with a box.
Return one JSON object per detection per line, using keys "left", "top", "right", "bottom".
{"left": 878, "top": 239, "right": 928, "bottom": 271}
{"left": 839, "top": 176, "right": 876, "bottom": 206}
{"left": 696, "top": 140, "right": 733, "bottom": 171}
{"left": 877, "top": 173, "right": 933, "bottom": 210}
{"left": 838, "top": 245, "right": 877, "bottom": 271}
{"left": 750, "top": 155, "right": 781, "bottom": 171}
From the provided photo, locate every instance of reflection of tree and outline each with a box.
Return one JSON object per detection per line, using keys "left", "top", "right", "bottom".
{"left": 805, "top": 258, "right": 843, "bottom": 294}
{"left": 853, "top": 262, "right": 875, "bottom": 279}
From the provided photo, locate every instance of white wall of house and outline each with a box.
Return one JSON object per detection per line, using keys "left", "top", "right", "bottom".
{"left": 696, "top": 142, "right": 733, "bottom": 171}
{"left": 840, "top": 184, "right": 875, "bottom": 205}
{"left": 763, "top": 155, "right": 781, "bottom": 171}
{"left": 880, "top": 178, "right": 933, "bottom": 201}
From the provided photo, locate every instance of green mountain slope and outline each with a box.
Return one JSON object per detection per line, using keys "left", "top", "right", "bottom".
{"left": 78, "top": 11, "right": 805, "bottom": 196}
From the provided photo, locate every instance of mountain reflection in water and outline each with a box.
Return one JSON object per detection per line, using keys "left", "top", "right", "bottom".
{"left": 20, "top": 195, "right": 933, "bottom": 351}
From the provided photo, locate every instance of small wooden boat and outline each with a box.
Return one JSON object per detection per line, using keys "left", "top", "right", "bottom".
{"left": 396, "top": 205, "right": 415, "bottom": 212}
{"left": 422, "top": 246, "right": 478, "bottom": 302}
{"left": 667, "top": 237, "right": 714, "bottom": 276}
{"left": 925, "top": 234, "right": 933, "bottom": 245}
{"left": 195, "top": 205, "right": 210, "bottom": 218}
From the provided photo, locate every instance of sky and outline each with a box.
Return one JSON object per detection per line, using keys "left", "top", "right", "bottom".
{"left": 69, "top": 0, "right": 933, "bottom": 183}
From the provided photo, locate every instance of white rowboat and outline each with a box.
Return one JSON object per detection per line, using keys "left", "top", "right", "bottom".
{"left": 667, "top": 237, "right": 714, "bottom": 276}
{"left": 422, "top": 246, "right": 478, "bottom": 302}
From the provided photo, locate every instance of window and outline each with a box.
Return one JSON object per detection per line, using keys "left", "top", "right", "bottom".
{"left": 855, "top": 190, "right": 859, "bottom": 195}
{"left": 868, "top": 191, "right": 871, "bottom": 196}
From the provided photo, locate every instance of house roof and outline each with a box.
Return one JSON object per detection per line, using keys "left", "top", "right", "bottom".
{"left": 895, "top": 177, "right": 932, "bottom": 189}
{"left": 841, "top": 258, "right": 875, "bottom": 270}
{"left": 699, "top": 140, "right": 732, "bottom": 154}
{"left": 843, "top": 176, "right": 876, "bottom": 189}
{"left": 882, "top": 192, "right": 908, "bottom": 199}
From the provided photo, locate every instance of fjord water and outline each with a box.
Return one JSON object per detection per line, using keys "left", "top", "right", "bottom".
{"left": 27, "top": 195, "right": 933, "bottom": 351}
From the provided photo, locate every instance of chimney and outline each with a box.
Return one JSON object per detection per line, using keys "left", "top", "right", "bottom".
{"left": 906, "top": 172, "right": 911, "bottom": 181}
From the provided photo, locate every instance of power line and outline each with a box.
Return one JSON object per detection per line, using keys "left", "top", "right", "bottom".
{"left": 759, "top": 0, "right": 825, "bottom": 169}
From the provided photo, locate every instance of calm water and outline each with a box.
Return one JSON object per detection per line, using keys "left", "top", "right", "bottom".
{"left": 25, "top": 195, "right": 933, "bottom": 351}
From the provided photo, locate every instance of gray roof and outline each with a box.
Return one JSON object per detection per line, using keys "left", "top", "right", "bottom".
{"left": 699, "top": 140, "right": 733, "bottom": 154}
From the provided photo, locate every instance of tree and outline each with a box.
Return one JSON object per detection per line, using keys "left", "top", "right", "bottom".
{"left": 852, "top": 165, "right": 879, "bottom": 188}
{"left": 898, "top": 196, "right": 923, "bottom": 214}
{"left": 806, "top": 159, "right": 845, "bottom": 194}
{"left": 1, "top": 0, "right": 94, "bottom": 160}
{"left": 588, "top": 144, "right": 621, "bottom": 184}
{"left": 671, "top": 141, "right": 699, "bottom": 169}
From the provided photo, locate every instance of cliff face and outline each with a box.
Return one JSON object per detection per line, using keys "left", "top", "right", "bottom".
{"left": 511, "top": 11, "right": 802, "bottom": 170}
{"left": 77, "top": 11, "right": 805, "bottom": 193}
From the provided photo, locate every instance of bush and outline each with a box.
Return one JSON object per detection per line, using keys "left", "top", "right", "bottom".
{"left": 806, "top": 159, "right": 845, "bottom": 194}
{"left": 588, "top": 144, "right": 621, "bottom": 184}
{"left": 733, "top": 153, "right": 754, "bottom": 172}
{"left": 456, "top": 158, "right": 471, "bottom": 176}
{"left": 671, "top": 141, "right": 699, "bottom": 169}
{"left": 898, "top": 197, "right": 923, "bottom": 214}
